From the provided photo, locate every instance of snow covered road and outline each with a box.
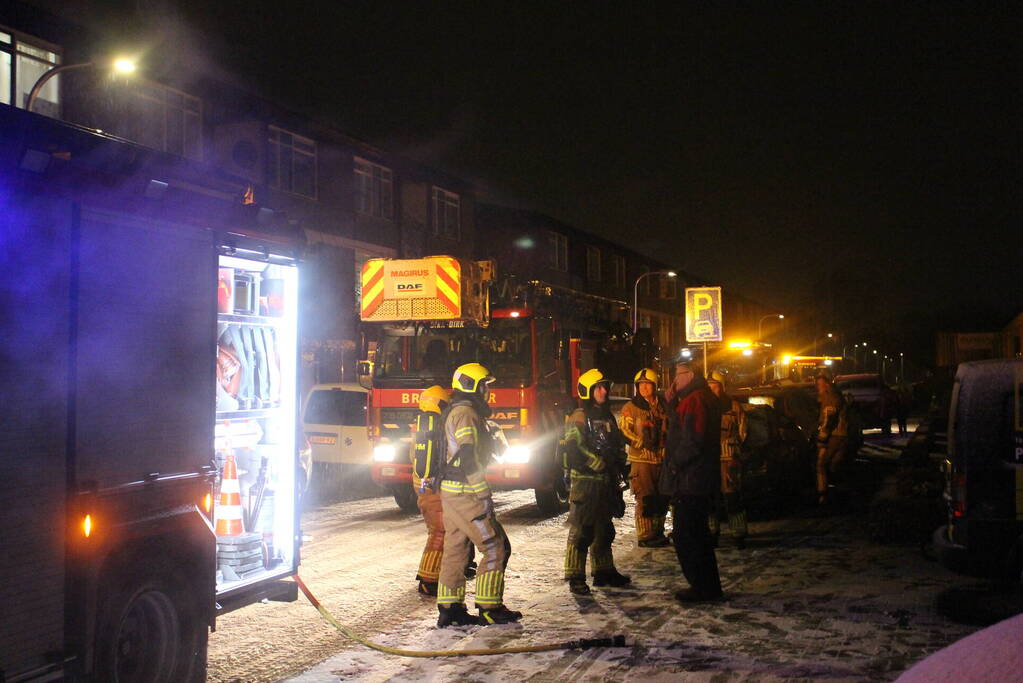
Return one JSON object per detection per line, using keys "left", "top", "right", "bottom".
{"left": 208, "top": 487, "right": 981, "bottom": 682}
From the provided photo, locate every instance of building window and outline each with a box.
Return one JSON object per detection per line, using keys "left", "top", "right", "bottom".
{"left": 586, "top": 246, "right": 601, "bottom": 282}
{"left": 431, "top": 187, "right": 460, "bottom": 239}
{"left": 609, "top": 254, "right": 626, "bottom": 288}
{"left": 269, "top": 126, "right": 316, "bottom": 198}
{"left": 1, "top": 27, "right": 62, "bottom": 117}
{"left": 119, "top": 82, "right": 203, "bottom": 161}
{"left": 639, "top": 266, "right": 652, "bottom": 296}
{"left": 658, "top": 316, "right": 673, "bottom": 347}
{"left": 548, "top": 232, "right": 568, "bottom": 272}
{"left": 659, "top": 274, "right": 677, "bottom": 299}
{"left": 354, "top": 157, "right": 393, "bottom": 219}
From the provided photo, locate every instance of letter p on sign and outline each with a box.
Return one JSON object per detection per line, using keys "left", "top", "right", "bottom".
{"left": 685, "top": 286, "right": 723, "bottom": 342}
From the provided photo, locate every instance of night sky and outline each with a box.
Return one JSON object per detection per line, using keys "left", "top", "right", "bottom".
{"left": 54, "top": 1, "right": 1022, "bottom": 354}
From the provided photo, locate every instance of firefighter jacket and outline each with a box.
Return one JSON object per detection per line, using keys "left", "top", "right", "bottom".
{"left": 659, "top": 375, "right": 722, "bottom": 500}
{"left": 620, "top": 394, "right": 667, "bottom": 464}
{"left": 817, "top": 386, "right": 849, "bottom": 442}
{"left": 718, "top": 394, "right": 747, "bottom": 462}
{"left": 563, "top": 401, "right": 628, "bottom": 483}
{"left": 441, "top": 394, "right": 493, "bottom": 499}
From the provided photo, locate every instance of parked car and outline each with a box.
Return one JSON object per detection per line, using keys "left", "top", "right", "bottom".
{"left": 301, "top": 383, "right": 372, "bottom": 500}
{"left": 932, "top": 359, "right": 1023, "bottom": 582}
{"left": 731, "top": 386, "right": 818, "bottom": 508}
{"left": 835, "top": 373, "right": 898, "bottom": 429}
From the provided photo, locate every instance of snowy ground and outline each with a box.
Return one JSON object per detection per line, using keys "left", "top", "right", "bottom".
{"left": 208, "top": 459, "right": 982, "bottom": 682}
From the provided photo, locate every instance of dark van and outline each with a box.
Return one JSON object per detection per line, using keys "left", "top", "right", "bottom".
{"left": 933, "top": 359, "right": 1023, "bottom": 581}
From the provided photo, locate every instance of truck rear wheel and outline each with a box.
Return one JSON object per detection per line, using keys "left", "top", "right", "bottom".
{"left": 392, "top": 484, "right": 419, "bottom": 513}
{"left": 96, "top": 574, "right": 207, "bottom": 683}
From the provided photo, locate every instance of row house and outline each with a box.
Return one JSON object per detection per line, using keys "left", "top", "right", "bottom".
{"left": 477, "top": 204, "right": 692, "bottom": 358}
{"left": 476, "top": 204, "right": 775, "bottom": 368}
{"left": 2, "top": 8, "right": 475, "bottom": 391}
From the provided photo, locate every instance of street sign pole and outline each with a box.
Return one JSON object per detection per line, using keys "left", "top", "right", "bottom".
{"left": 703, "top": 342, "right": 708, "bottom": 378}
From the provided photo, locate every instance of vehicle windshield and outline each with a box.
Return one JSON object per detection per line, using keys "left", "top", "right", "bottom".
{"left": 374, "top": 319, "right": 533, "bottom": 387}
{"left": 837, "top": 378, "right": 880, "bottom": 390}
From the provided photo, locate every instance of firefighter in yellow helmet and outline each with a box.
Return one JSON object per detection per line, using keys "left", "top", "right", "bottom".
{"left": 562, "top": 368, "right": 631, "bottom": 595}
{"left": 410, "top": 385, "right": 478, "bottom": 595}
{"left": 707, "top": 370, "right": 749, "bottom": 548}
{"left": 620, "top": 368, "right": 671, "bottom": 547}
{"left": 436, "top": 363, "right": 521, "bottom": 627}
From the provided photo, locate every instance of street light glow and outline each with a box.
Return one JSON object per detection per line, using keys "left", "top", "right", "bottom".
{"left": 113, "top": 58, "right": 137, "bottom": 74}
{"left": 666, "top": 271, "right": 677, "bottom": 277}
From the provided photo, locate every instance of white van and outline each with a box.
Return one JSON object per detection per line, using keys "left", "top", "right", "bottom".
{"left": 301, "top": 383, "right": 372, "bottom": 471}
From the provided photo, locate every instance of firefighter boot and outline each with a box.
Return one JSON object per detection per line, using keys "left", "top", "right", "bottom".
{"left": 418, "top": 580, "right": 438, "bottom": 596}
{"left": 437, "top": 603, "right": 476, "bottom": 628}
{"left": 593, "top": 568, "right": 632, "bottom": 587}
{"left": 568, "top": 578, "right": 592, "bottom": 595}
{"left": 478, "top": 604, "right": 523, "bottom": 625}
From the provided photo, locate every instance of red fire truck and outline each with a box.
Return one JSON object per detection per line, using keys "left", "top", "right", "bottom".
{"left": 360, "top": 257, "right": 633, "bottom": 513}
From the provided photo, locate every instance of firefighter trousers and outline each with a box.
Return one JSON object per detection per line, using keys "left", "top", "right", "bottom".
{"left": 710, "top": 456, "right": 747, "bottom": 539}
{"left": 816, "top": 436, "right": 848, "bottom": 499}
{"left": 564, "top": 477, "right": 617, "bottom": 580}
{"left": 629, "top": 461, "right": 667, "bottom": 541}
{"left": 437, "top": 490, "right": 511, "bottom": 609}
{"left": 416, "top": 489, "right": 445, "bottom": 582}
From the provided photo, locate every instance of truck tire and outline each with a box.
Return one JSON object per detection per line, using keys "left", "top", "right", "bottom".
{"left": 535, "top": 487, "right": 567, "bottom": 515}
{"left": 392, "top": 484, "right": 419, "bottom": 513}
{"left": 95, "top": 572, "right": 207, "bottom": 683}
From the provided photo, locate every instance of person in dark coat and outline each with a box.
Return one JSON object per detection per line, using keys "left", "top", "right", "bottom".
{"left": 661, "top": 360, "right": 724, "bottom": 603}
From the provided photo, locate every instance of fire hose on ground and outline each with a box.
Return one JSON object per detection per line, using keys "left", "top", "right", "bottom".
{"left": 294, "top": 574, "right": 627, "bottom": 658}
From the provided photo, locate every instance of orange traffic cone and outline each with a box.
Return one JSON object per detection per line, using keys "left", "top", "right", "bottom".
{"left": 215, "top": 454, "right": 245, "bottom": 536}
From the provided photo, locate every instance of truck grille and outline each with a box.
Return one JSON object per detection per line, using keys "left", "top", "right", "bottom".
{"left": 379, "top": 407, "right": 417, "bottom": 437}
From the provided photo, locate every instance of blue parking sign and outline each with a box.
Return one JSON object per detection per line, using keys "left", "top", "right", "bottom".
{"left": 685, "top": 287, "right": 723, "bottom": 342}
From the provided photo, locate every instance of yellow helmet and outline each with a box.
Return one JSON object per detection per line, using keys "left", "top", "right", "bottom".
{"left": 708, "top": 370, "right": 727, "bottom": 386}
{"left": 452, "top": 362, "right": 494, "bottom": 394}
{"left": 577, "top": 368, "right": 611, "bottom": 400}
{"left": 419, "top": 385, "right": 450, "bottom": 413}
{"left": 634, "top": 367, "right": 659, "bottom": 387}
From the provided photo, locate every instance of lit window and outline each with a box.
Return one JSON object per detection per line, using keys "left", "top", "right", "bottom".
{"left": 431, "top": 187, "right": 460, "bottom": 238}
{"left": 547, "top": 232, "right": 568, "bottom": 272}
{"left": 354, "top": 157, "right": 393, "bottom": 219}
{"left": 586, "top": 246, "right": 601, "bottom": 282}
{"left": 117, "top": 82, "right": 203, "bottom": 161}
{"left": 269, "top": 126, "right": 316, "bottom": 198}
{"left": 0, "top": 26, "right": 62, "bottom": 116}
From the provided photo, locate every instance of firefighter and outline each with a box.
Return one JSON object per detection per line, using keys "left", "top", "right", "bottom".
{"left": 620, "top": 368, "right": 671, "bottom": 548}
{"left": 436, "top": 363, "right": 521, "bottom": 627}
{"left": 815, "top": 372, "right": 849, "bottom": 505}
{"left": 707, "top": 371, "right": 748, "bottom": 548}
{"left": 563, "top": 368, "right": 632, "bottom": 595}
{"left": 410, "top": 385, "right": 477, "bottom": 595}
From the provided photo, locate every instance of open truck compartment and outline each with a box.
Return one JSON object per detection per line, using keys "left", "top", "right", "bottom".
{"left": 214, "top": 253, "right": 300, "bottom": 597}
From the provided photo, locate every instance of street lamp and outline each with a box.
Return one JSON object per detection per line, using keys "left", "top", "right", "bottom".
{"left": 26, "top": 57, "right": 137, "bottom": 113}
{"left": 757, "top": 313, "right": 784, "bottom": 341}
{"left": 632, "top": 270, "right": 676, "bottom": 334}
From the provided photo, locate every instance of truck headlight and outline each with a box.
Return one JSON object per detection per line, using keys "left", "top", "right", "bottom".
{"left": 374, "top": 444, "right": 396, "bottom": 462}
{"left": 502, "top": 445, "right": 531, "bottom": 464}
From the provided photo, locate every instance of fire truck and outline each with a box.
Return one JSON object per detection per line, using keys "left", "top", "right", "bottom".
{"left": 1, "top": 106, "right": 302, "bottom": 682}
{"left": 360, "top": 256, "right": 636, "bottom": 513}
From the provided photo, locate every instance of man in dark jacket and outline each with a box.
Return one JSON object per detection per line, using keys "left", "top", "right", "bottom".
{"left": 661, "top": 360, "right": 724, "bottom": 603}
